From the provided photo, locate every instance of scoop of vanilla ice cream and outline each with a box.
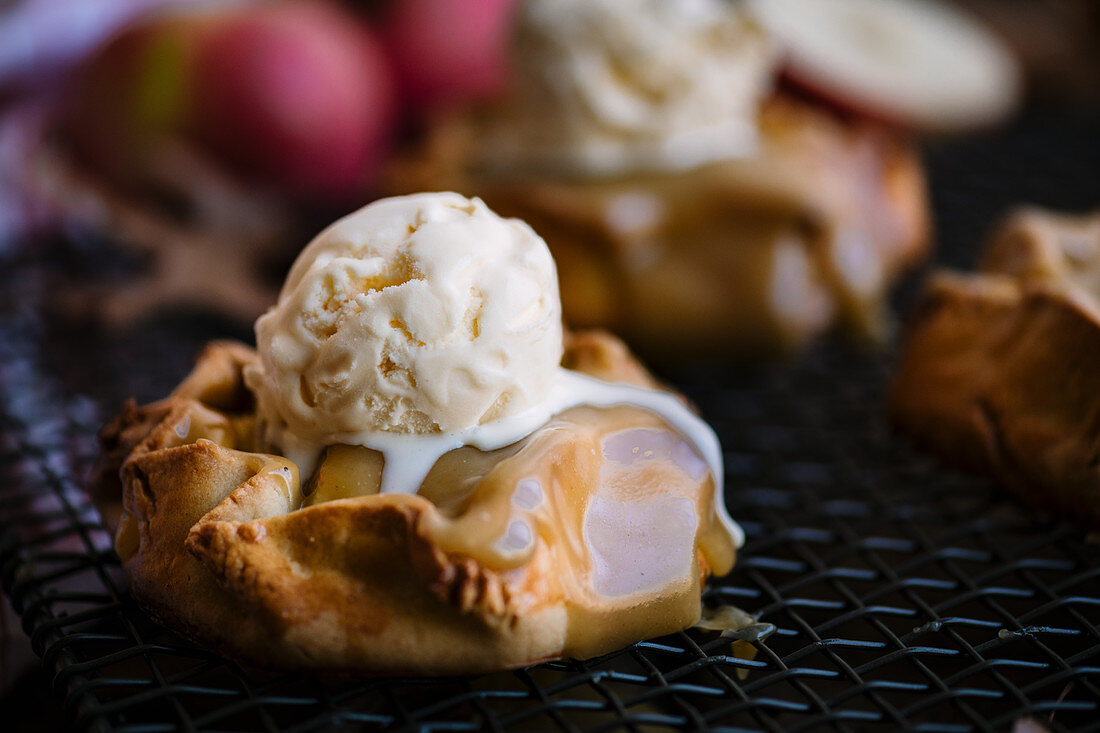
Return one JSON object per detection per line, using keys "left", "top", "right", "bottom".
{"left": 244, "top": 193, "right": 563, "bottom": 444}
{"left": 482, "top": 0, "right": 776, "bottom": 176}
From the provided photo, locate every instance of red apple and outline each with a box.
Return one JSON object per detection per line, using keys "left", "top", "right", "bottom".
{"left": 383, "top": 0, "right": 516, "bottom": 112}
{"left": 191, "top": 1, "right": 396, "bottom": 201}
{"left": 60, "top": 1, "right": 396, "bottom": 203}
{"left": 60, "top": 12, "right": 198, "bottom": 185}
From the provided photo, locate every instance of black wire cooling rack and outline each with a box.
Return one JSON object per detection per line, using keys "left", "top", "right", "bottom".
{"left": 2, "top": 111, "right": 1100, "bottom": 732}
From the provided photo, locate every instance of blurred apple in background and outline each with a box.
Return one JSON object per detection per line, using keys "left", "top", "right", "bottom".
{"left": 60, "top": 0, "right": 396, "bottom": 205}
{"left": 382, "top": 0, "right": 517, "bottom": 112}
{"left": 191, "top": 1, "right": 395, "bottom": 200}
{"left": 59, "top": 10, "right": 196, "bottom": 187}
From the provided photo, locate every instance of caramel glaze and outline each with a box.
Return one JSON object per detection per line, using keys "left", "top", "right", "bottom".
{"left": 305, "top": 405, "right": 736, "bottom": 656}
{"left": 140, "top": 398, "right": 735, "bottom": 659}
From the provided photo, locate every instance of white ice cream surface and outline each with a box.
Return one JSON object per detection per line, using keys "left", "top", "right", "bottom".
{"left": 245, "top": 192, "right": 563, "bottom": 442}
{"left": 483, "top": 0, "right": 777, "bottom": 176}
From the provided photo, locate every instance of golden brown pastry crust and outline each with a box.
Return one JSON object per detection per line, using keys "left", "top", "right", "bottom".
{"left": 89, "top": 342, "right": 258, "bottom": 531}
{"left": 890, "top": 209, "right": 1100, "bottom": 530}
{"left": 389, "top": 97, "right": 930, "bottom": 356}
{"left": 98, "top": 332, "right": 734, "bottom": 673}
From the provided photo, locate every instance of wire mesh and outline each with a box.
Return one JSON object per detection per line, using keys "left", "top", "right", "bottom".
{"left": 2, "top": 112, "right": 1100, "bottom": 732}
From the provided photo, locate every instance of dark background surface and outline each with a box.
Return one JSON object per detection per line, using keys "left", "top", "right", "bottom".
{"left": 2, "top": 0, "right": 1100, "bottom": 728}
{"left": 1, "top": 107, "right": 1099, "bottom": 731}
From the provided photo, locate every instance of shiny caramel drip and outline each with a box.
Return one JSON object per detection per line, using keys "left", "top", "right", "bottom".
{"left": 302, "top": 404, "right": 736, "bottom": 652}
{"left": 159, "top": 399, "right": 737, "bottom": 590}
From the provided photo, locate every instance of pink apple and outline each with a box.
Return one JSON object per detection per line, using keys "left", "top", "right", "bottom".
{"left": 190, "top": 1, "right": 396, "bottom": 201}
{"left": 383, "top": 0, "right": 516, "bottom": 112}
{"left": 59, "top": 1, "right": 397, "bottom": 203}
{"left": 59, "top": 12, "right": 199, "bottom": 184}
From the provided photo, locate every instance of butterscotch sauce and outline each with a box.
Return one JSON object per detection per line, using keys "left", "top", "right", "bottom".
{"left": 301, "top": 404, "right": 737, "bottom": 656}
{"left": 165, "top": 371, "right": 740, "bottom": 575}
{"left": 269, "top": 368, "right": 741, "bottom": 550}
{"left": 300, "top": 405, "right": 734, "bottom": 573}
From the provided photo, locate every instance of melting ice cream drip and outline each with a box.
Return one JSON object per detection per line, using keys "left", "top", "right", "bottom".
{"left": 278, "top": 368, "right": 742, "bottom": 548}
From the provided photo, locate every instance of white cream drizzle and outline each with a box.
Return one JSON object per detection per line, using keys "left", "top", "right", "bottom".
{"left": 276, "top": 368, "right": 743, "bottom": 548}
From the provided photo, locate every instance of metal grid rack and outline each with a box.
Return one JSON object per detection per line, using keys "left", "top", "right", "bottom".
{"left": 2, "top": 112, "right": 1100, "bottom": 731}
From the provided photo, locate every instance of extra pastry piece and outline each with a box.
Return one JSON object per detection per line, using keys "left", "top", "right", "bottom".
{"left": 95, "top": 193, "right": 741, "bottom": 673}
{"left": 890, "top": 208, "right": 1100, "bottom": 530}
{"left": 980, "top": 207, "right": 1100, "bottom": 294}
{"left": 388, "top": 0, "right": 930, "bottom": 356}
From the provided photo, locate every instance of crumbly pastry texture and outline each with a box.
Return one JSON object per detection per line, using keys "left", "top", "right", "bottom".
{"left": 93, "top": 332, "right": 736, "bottom": 673}
{"left": 890, "top": 208, "right": 1100, "bottom": 530}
